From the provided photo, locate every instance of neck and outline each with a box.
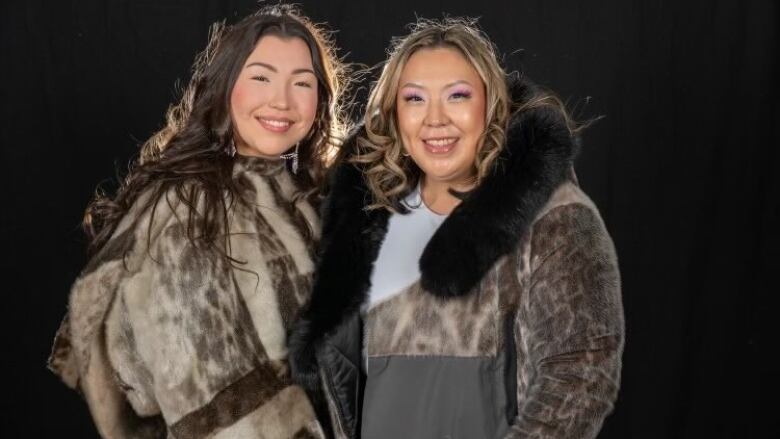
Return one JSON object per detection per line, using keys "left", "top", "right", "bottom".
{"left": 420, "top": 176, "right": 473, "bottom": 215}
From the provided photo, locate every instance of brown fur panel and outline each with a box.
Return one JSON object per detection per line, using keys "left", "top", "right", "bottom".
{"left": 170, "top": 365, "right": 295, "bottom": 438}
{"left": 209, "top": 385, "right": 324, "bottom": 438}
{"left": 509, "top": 201, "right": 623, "bottom": 438}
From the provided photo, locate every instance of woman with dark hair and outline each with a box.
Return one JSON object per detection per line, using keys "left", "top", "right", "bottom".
{"left": 49, "top": 5, "right": 348, "bottom": 438}
{"left": 290, "top": 18, "right": 624, "bottom": 439}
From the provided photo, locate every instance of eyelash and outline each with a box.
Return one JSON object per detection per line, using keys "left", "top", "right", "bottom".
{"left": 402, "top": 91, "right": 472, "bottom": 102}
{"left": 252, "top": 76, "right": 312, "bottom": 89}
{"left": 450, "top": 91, "right": 472, "bottom": 100}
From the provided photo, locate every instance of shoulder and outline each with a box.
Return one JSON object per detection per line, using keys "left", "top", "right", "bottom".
{"left": 84, "top": 179, "right": 215, "bottom": 275}
{"left": 516, "top": 181, "right": 624, "bottom": 346}
{"left": 527, "top": 180, "right": 617, "bottom": 266}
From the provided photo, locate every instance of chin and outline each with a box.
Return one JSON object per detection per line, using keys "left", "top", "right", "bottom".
{"left": 420, "top": 163, "right": 458, "bottom": 179}
{"left": 420, "top": 171, "right": 455, "bottom": 184}
{"left": 251, "top": 142, "right": 291, "bottom": 157}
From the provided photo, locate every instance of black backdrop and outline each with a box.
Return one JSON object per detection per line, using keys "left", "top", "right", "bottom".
{"left": 1, "top": 0, "right": 777, "bottom": 437}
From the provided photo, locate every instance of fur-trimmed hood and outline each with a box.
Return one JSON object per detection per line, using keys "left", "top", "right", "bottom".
{"left": 290, "top": 77, "right": 580, "bottom": 381}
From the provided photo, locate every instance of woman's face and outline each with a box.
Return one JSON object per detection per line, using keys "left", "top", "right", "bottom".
{"left": 230, "top": 35, "right": 319, "bottom": 157}
{"left": 396, "top": 47, "right": 486, "bottom": 188}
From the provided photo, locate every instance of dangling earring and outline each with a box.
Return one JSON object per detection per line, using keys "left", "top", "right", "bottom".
{"left": 227, "top": 138, "right": 237, "bottom": 157}
{"left": 280, "top": 142, "right": 299, "bottom": 174}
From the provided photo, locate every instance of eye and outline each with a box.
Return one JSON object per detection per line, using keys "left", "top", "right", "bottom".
{"left": 251, "top": 75, "right": 269, "bottom": 83}
{"left": 294, "top": 80, "right": 313, "bottom": 88}
{"left": 449, "top": 90, "right": 472, "bottom": 100}
{"left": 403, "top": 94, "right": 424, "bottom": 103}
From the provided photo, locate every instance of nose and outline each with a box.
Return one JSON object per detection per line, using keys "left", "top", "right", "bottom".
{"left": 424, "top": 99, "right": 449, "bottom": 127}
{"left": 269, "top": 83, "right": 290, "bottom": 111}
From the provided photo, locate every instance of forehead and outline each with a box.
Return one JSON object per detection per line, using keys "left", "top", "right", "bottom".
{"left": 245, "top": 34, "right": 313, "bottom": 68}
{"left": 399, "top": 46, "right": 482, "bottom": 85}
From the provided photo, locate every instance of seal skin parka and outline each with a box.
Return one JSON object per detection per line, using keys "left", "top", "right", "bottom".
{"left": 49, "top": 156, "right": 326, "bottom": 438}
{"left": 290, "top": 78, "right": 625, "bottom": 439}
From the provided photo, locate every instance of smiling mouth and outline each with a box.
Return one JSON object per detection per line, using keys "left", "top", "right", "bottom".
{"left": 256, "top": 116, "right": 293, "bottom": 133}
{"left": 422, "top": 137, "right": 458, "bottom": 153}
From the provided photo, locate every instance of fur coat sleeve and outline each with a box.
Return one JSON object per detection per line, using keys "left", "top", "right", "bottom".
{"left": 49, "top": 190, "right": 180, "bottom": 438}
{"left": 507, "top": 200, "right": 623, "bottom": 438}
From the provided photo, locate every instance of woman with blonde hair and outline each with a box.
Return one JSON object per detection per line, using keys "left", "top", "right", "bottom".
{"left": 291, "top": 18, "right": 624, "bottom": 438}
{"left": 48, "top": 5, "right": 349, "bottom": 438}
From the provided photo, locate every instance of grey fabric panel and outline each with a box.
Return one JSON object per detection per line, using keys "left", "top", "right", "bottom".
{"left": 362, "top": 355, "right": 510, "bottom": 439}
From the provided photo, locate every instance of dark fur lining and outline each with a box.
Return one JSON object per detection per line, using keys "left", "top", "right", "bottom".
{"left": 289, "top": 77, "right": 579, "bottom": 383}
{"left": 289, "top": 152, "right": 389, "bottom": 389}
{"left": 420, "top": 82, "right": 580, "bottom": 296}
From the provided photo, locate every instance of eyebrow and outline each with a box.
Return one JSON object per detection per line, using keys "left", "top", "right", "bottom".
{"left": 400, "top": 80, "right": 473, "bottom": 89}
{"left": 245, "top": 62, "right": 315, "bottom": 75}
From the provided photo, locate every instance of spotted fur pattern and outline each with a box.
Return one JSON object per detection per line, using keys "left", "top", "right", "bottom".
{"left": 49, "top": 156, "right": 325, "bottom": 439}
{"left": 366, "top": 276, "right": 500, "bottom": 357}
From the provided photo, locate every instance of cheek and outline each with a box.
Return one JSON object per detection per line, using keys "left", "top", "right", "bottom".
{"left": 296, "top": 90, "right": 319, "bottom": 129}
{"left": 457, "top": 101, "right": 486, "bottom": 137}
{"left": 396, "top": 105, "right": 424, "bottom": 139}
{"left": 230, "top": 81, "right": 251, "bottom": 116}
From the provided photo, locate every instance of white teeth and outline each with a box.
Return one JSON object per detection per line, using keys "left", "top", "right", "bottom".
{"left": 425, "top": 138, "right": 456, "bottom": 147}
{"left": 260, "top": 118, "right": 291, "bottom": 127}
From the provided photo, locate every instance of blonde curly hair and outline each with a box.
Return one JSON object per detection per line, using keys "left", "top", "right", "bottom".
{"left": 353, "top": 18, "right": 510, "bottom": 212}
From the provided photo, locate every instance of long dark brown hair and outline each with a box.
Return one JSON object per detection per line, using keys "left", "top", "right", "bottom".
{"left": 84, "top": 4, "right": 349, "bottom": 257}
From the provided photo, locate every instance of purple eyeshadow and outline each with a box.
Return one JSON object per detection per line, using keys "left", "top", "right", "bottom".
{"left": 451, "top": 88, "right": 472, "bottom": 98}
